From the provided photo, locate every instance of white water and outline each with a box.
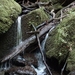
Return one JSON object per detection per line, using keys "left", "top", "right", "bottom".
{"left": 32, "top": 34, "right": 48, "bottom": 75}
{"left": 32, "top": 26, "right": 55, "bottom": 75}
{"left": 17, "top": 16, "right": 22, "bottom": 45}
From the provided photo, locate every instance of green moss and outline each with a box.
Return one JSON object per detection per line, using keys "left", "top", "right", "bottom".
{"left": 46, "top": 12, "right": 75, "bottom": 64}
{"left": 24, "top": 7, "right": 50, "bottom": 28}
{"left": 0, "top": 0, "right": 21, "bottom": 34}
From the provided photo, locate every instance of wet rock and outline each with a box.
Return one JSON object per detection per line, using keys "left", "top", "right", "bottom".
{"left": 0, "top": 22, "right": 17, "bottom": 60}
{"left": 46, "top": 2, "right": 75, "bottom": 72}
{"left": 5, "top": 66, "right": 37, "bottom": 75}
{"left": 21, "top": 7, "right": 50, "bottom": 41}
{"left": 11, "top": 55, "right": 25, "bottom": 67}
{"left": 24, "top": 53, "right": 38, "bottom": 67}
{"left": 11, "top": 53, "right": 38, "bottom": 67}
{"left": 0, "top": 0, "right": 21, "bottom": 34}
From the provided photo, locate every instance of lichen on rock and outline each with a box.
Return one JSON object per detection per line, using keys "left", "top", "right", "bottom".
{"left": 46, "top": 11, "right": 75, "bottom": 71}
{"left": 0, "top": 0, "right": 21, "bottom": 34}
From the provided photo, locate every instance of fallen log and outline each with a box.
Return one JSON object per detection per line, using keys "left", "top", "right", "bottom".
{"left": 1, "top": 23, "right": 55, "bottom": 63}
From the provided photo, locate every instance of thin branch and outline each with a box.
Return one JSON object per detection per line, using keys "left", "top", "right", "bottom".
{"left": 60, "top": 10, "right": 63, "bottom": 21}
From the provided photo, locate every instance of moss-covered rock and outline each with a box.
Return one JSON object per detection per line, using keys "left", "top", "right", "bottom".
{"left": 46, "top": 11, "right": 75, "bottom": 71}
{"left": 24, "top": 7, "right": 49, "bottom": 27}
{"left": 21, "top": 7, "right": 50, "bottom": 40}
{"left": 0, "top": 0, "right": 21, "bottom": 34}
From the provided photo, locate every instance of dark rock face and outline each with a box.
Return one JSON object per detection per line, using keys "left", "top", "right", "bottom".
{"left": 5, "top": 66, "right": 37, "bottom": 75}
{"left": 11, "top": 55, "right": 25, "bottom": 67}
{"left": 0, "top": 22, "right": 17, "bottom": 60}
{"left": 11, "top": 53, "right": 38, "bottom": 68}
{"left": 24, "top": 53, "right": 38, "bottom": 67}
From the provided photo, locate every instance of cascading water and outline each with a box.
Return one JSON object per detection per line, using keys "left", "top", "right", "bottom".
{"left": 16, "top": 16, "right": 22, "bottom": 45}
{"left": 32, "top": 26, "right": 55, "bottom": 75}
{"left": 0, "top": 15, "right": 56, "bottom": 75}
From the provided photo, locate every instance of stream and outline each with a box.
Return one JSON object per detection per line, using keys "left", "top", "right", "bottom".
{"left": 0, "top": 16, "right": 55, "bottom": 75}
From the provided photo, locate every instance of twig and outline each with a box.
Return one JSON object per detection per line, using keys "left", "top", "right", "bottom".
{"left": 32, "top": 24, "right": 52, "bottom": 75}
{"left": 36, "top": 15, "right": 66, "bottom": 29}
{"left": 50, "top": 9, "right": 55, "bottom": 18}
{"left": 60, "top": 10, "right": 63, "bottom": 21}
{"left": 61, "top": 61, "right": 67, "bottom": 75}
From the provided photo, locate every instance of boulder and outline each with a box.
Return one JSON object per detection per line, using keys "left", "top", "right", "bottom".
{"left": 11, "top": 53, "right": 38, "bottom": 67}
{"left": 21, "top": 7, "right": 50, "bottom": 40}
{"left": 0, "top": 0, "right": 21, "bottom": 34}
{"left": 24, "top": 53, "right": 38, "bottom": 67}
{"left": 46, "top": 4, "right": 75, "bottom": 72}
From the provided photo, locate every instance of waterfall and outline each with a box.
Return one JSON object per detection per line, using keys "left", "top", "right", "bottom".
{"left": 0, "top": 16, "right": 22, "bottom": 72}
{"left": 0, "top": 16, "right": 55, "bottom": 74}
{"left": 32, "top": 26, "right": 55, "bottom": 75}
{"left": 16, "top": 16, "right": 22, "bottom": 45}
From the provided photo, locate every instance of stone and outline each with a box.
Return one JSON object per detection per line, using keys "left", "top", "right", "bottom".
{"left": 0, "top": 0, "right": 21, "bottom": 34}
{"left": 24, "top": 53, "right": 38, "bottom": 67}
{"left": 46, "top": 4, "right": 75, "bottom": 72}
{"left": 11, "top": 55, "right": 25, "bottom": 67}
{"left": 21, "top": 7, "right": 50, "bottom": 40}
